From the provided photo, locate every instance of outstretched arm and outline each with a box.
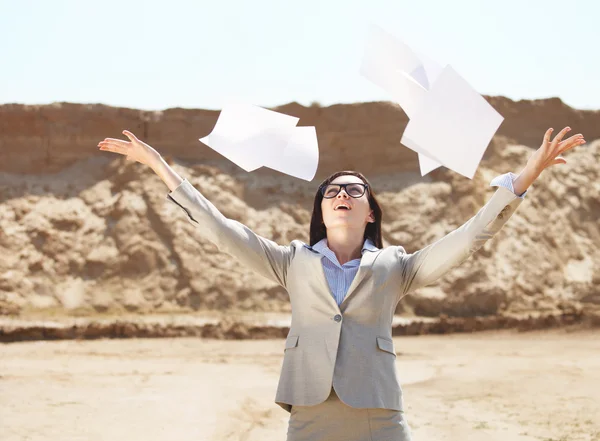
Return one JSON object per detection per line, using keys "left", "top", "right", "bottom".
{"left": 98, "top": 131, "right": 294, "bottom": 287}
{"left": 397, "top": 126, "right": 585, "bottom": 298}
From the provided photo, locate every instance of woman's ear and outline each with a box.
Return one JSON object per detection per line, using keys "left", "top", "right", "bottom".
{"left": 367, "top": 210, "right": 375, "bottom": 223}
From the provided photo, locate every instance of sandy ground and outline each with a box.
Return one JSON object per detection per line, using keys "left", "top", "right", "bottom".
{"left": 1, "top": 329, "right": 599, "bottom": 441}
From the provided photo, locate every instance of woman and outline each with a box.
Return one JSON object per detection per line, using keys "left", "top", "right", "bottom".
{"left": 98, "top": 126, "right": 584, "bottom": 441}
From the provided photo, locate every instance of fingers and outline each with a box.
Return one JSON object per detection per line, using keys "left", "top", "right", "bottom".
{"left": 98, "top": 139, "right": 129, "bottom": 155}
{"left": 551, "top": 126, "right": 571, "bottom": 146}
{"left": 538, "top": 127, "right": 585, "bottom": 172}
{"left": 122, "top": 130, "right": 139, "bottom": 143}
{"left": 558, "top": 134, "right": 586, "bottom": 154}
{"left": 98, "top": 146, "right": 126, "bottom": 156}
{"left": 99, "top": 138, "right": 129, "bottom": 147}
{"left": 543, "top": 126, "right": 586, "bottom": 155}
{"left": 543, "top": 128, "right": 553, "bottom": 146}
{"left": 98, "top": 131, "right": 137, "bottom": 155}
{"left": 559, "top": 133, "right": 583, "bottom": 144}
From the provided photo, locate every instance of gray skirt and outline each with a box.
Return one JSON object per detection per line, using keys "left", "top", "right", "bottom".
{"left": 286, "top": 387, "right": 412, "bottom": 441}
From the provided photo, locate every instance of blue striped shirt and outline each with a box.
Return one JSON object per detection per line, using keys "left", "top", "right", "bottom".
{"left": 311, "top": 172, "right": 526, "bottom": 305}
{"left": 311, "top": 238, "right": 379, "bottom": 306}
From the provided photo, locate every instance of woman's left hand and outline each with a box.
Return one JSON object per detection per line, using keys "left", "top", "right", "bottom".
{"left": 513, "top": 126, "right": 586, "bottom": 195}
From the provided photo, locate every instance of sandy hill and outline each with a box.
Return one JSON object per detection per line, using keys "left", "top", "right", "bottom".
{"left": 0, "top": 98, "right": 598, "bottom": 319}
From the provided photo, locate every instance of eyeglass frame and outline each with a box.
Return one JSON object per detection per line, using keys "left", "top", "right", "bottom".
{"left": 320, "top": 182, "right": 369, "bottom": 199}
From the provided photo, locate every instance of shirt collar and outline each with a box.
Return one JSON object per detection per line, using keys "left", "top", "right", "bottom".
{"left": 362, "top": 238, "right": 379, "bottom": 253}
{"left": 311, "top": 238, "right": 379, "bottom": 255}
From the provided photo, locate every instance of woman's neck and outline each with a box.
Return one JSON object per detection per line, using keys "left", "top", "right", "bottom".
{"left": 326, "top": 229, "right": 365, "bottom": 265}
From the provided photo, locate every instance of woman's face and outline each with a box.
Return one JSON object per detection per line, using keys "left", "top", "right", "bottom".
{"left": 320, "top": 175, "right": 375, "bottom": 231}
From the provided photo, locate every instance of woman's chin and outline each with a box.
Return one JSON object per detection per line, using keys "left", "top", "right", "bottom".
{"left": 326, "top": 220, "right": 358, "bottom": 229}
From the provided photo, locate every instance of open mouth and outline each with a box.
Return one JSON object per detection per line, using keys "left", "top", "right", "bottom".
{"left": 334, "top": 205, "right": 351, "bottom": 211}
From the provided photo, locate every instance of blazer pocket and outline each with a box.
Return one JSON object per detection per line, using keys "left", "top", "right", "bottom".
{"left": 376, "top": 336, "right": 396, "bottom": 357}
{"left": 284, "top": 335, "right": 299, "bottom": 351}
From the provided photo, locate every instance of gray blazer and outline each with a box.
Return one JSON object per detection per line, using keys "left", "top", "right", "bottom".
{"left": 166, "top": 178, "right": 524, "bottom": 412}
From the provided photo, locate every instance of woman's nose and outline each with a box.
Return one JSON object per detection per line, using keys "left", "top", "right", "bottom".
{"left": 336, "top": 191, "right": 349, "bottom": 199}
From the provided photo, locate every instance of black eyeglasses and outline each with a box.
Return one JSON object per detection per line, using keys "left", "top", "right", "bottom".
{"left": 321, "top": 183, "right": 369, "bottom": 199}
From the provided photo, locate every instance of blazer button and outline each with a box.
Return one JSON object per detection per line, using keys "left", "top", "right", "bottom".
{"left": 334, "top": 314, "right": 342, "bottom": 323}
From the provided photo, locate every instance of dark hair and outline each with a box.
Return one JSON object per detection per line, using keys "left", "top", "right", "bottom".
{"left": 309, "top": 171, "right": 383, "bottom": 248}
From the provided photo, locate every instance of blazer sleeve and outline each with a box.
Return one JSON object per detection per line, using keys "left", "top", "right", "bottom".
{"left": 166, "top": 178, "right": 293, "bottom": 288}
{"left": 396, "top": 184, "right": 524, "bottom": 298}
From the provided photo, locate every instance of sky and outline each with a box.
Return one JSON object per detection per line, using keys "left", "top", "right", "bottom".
{"left": 0, "top": 0, "right": 598, "bottom": 111}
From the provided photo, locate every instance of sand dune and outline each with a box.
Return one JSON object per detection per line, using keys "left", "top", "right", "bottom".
{"left": 1, "top": 100, "right": 599, "bottom": 320}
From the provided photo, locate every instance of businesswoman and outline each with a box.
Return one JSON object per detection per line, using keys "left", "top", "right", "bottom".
{"left": 98, "top": 126, "right": 584, "bottom": 441}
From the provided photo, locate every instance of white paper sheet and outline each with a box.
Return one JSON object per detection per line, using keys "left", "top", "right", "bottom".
{"left": 415, "top": 51, "right": 444, "bottom": 88}
{"left": 360, "top": 25, "right": 429, "bottom": 118}
{"left": 360, "top": 25, "right": 503, "bottom": 179}
{"left": 200, "top": 101, "right": 318, "bottom": 181}
{"left": 262, "top": 126, "right": 319, "bottom": 181}
{"left": 401, "top": 66, "right": 503, "bottom": 179}
{"left": 360, "top": 25, "right": 445, "bottom": 173}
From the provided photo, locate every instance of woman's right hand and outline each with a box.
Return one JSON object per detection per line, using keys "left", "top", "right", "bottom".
{"left": 98, "top": 130, "right": 160, "bottom": 167}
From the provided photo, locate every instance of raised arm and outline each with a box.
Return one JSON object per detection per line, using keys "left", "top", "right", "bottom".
{"left": 397, "top": 183, "right": 522, "bottom": 298}
{"left": 98, "top": 131, "right": 294, "bottom": 287}
{"left": 397, "top": 126, "right": 586, "bottom": 298}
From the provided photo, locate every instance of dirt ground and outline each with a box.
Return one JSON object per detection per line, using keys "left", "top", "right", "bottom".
{"left": 1, "top": 329, "right": 599, "bottom": 441}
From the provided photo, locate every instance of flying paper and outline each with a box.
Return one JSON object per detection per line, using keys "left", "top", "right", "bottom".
{"left": 360, "top": 25, "right": 503, "bottom": 179}
{"left": 199, "top": 101, "right": 319, "bottom": 181}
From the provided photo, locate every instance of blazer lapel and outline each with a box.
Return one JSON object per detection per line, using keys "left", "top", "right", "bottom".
{"left": 340, "top": 249, "right": 380, "bottom": 307}
{"left": 304, "top": 246, "right": 342, "bottom": 313}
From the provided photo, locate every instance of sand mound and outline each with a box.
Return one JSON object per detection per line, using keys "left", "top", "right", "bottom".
{"left": 0, "top": 99, "right": 599, "bottom": 319}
